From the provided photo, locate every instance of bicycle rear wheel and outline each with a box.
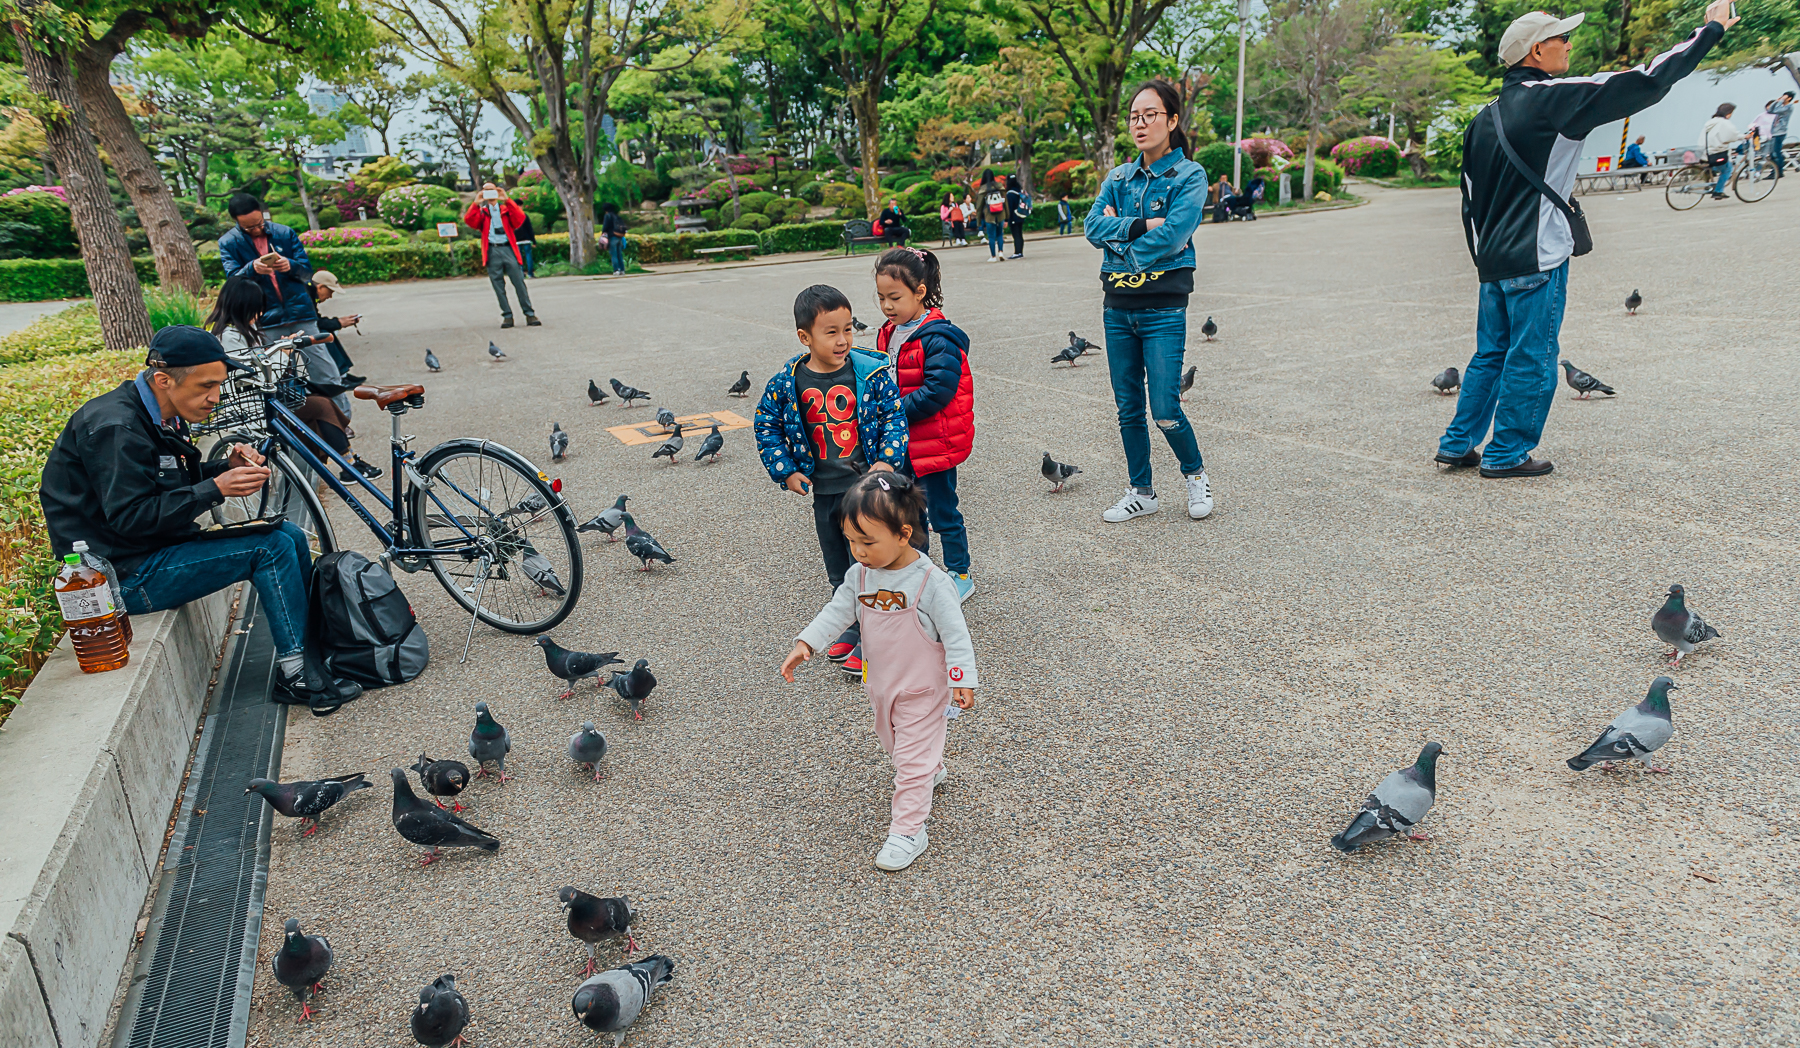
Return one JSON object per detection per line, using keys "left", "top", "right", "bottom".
{"left": 1664, "top": 167, "right": 1706, "bottom": 210}
{"left": 205, "top": 436, "right": 336, "bottom": 557}
{"left": 1734, "top": 157, "right": 1778, "bottom": 202}
{"left": 408, "top": 439, "right": 582, "bottom": 633}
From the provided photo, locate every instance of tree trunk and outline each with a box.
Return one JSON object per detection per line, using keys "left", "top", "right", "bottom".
{"left": 1091, "top": 84, "right": 1122, "bottom": 170}
{"left": 73, "top": 40, "right": 204, "bottom": 294}
{"left": 721, "top": 158, "right": 742, "bottom": 223}
{"left": 540, "top": 144, "right": 593, "bottom": 268}
{"left": 196, "top": 152, "right": 210, "bottom": 208}
{"left": 291, "top": 153, "right": 320, "bottom": 230}
{"left": 14, "top": 18, "right": 151, "bottom": 351}
{"left": 849, "top": 81, "right": 882, "bottom": 220}
{"left": 1303, "top": 129, "right": 1318, "bottom": 200}
{"left": 1016, "top": 136, "right": 1035, "bottom": 196}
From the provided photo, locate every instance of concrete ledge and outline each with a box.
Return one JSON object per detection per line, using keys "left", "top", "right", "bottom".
{"left": 0, "top": 589, "right": 234, "bottom": 1048}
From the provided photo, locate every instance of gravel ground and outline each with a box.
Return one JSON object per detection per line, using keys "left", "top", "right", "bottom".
{"left": 244, "top": 182, "right": 1799, "bottom": 1047}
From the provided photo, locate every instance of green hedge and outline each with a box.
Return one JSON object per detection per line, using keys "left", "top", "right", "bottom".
{"left": 1022, "top": 197, "right": 1093, "bottom": 233}
{"left": 623, "top": 229, "right": 760, "bottom": 264}
{"left": 0, "top": 303, "right": 104, "bottom": 365}
{"left": 758, "top": 221, "right": 844, "bottom": 254}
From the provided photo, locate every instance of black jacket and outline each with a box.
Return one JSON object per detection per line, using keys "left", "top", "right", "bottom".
{"left": 39, "top": 377, "right": 231, "bottom": 572}
{"left": 1461, "top": 22, "right": 1721, "bottom": 283}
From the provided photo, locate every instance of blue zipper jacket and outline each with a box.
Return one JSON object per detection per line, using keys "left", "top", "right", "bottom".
{"left": 1083, "top": 148, "right": 1209, "bottom": 276}
{"left": 754, "top": 348, "right": 908, "bottom": 485}
{"left": 218, "top": 221, "right": 318, "bottom": 328}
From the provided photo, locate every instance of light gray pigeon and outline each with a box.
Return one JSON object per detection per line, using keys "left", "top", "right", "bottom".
{"left": 1568, "top": 677, "right": 1676, "bottom": 773}
{"left": 1330, "top": 742, "right": 1442, "bottom": 853}
{"left": 1652, "top": 584, "right": 1720, "bottom": 664}
{"left": 1178, "top": 365, "right": 1196, "bottom": 400}
{"left": 489, "top": 341, "right": 507, "bottom": 360}
{"left": 550, "top": 422, "right": 570, "bottom": 462}
{"left": 410, "top": 973, "right": 469, "bottom": 1048}
{"left": 246, "top": 773, "right": 370, "bottom": 838}
{"left": 650, "top": 423, "right": 684, "bottom": 464}
{"left": 503, "top": 492, "right": 548, "bottom": 519}
{"left": 578, "top": 495, "right": 630, "bottom": 542}
{"left": 468, "top": 702, "right": 512, "bottom": 781}
{"left": 568, "top": 722, "right": 608, "bottom": 781}
{"left": 425, "top": 349, "right": 442, "bottom": 372}
{"left": 521, "top": 545, "right": 566, "bottom": 596}
{"left": 272, "top": 917, "right": 333, "bottom": 1022}
{"left": 693, "top": 424, "right": 723, "bottom": 463}
{"left": 1431, "top": 367, "right": 1460, "bottom": 394}
{"left": 1042, "top": 452, "right": 1081, "bottom": 492}
{"left": 1560, "top": 360, "right": 1615, "bottom": 398}
{"left": 655, "top": 407, "right": 675, "bottom": 431}
{"left": 610, "top": 378, "right": 649, "bottom": 406}
{"left": 572, "top": 955, "right": 676, "bottom": 1047}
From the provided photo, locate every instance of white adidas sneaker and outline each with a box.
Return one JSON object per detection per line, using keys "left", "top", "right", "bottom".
{"left": 1185, "top": 471, "right": 1214, "bottom": 520}
{"left": 875, "top": 829, "right": 929, "bottom": 871}
{"left": 1101, "top": 488, "right": 1159, "bottom": 523}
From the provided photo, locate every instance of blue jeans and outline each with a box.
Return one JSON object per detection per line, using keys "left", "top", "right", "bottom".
{"left": 984, "top": 222, "right": 1003, "bottom": 256}
{"left": 1770, "top": 134, "right": 1787, "bottom": 174}
{"left": 913, "top": 466, "right": 970, "bottom": 574}
{"left": 609, "top": 235, "right": 625, "bottom": 274}
{"left": 1058, "top": 216, "right": 1073, "bottom": 234}
{"left": 1710, "top": 156, "right": 1732, "bottom": 194}
{"left": 1439, "top": 261, "right": 1568, "bottom": 470}
{"left": 119, "top": 523, "right": 313, "bottom": 658}
{"left": 521, "top": 240, "right": 536, "bottom": 276}
{"left": 1103, "top": 307, "right": 1204, "bottom": 491}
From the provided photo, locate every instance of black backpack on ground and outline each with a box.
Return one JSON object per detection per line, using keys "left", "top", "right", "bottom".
{"left": 307, "top": 550, "right": 429, "bottom": 687}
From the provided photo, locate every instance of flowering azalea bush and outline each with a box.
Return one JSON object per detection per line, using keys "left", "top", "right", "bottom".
{"left": 3, "top": 185, "right": 67, "bottom": 202}
{"left": 726, "top": 154, "right": 772, "bottom": 175}
{"left": 378, "top": 183, "right": 460, "bottom": 231}
{"left": 1043, "top": 159, "right": 1098, "bottom": 198}
{"left": 299, "top": 226, "right": 406, "bottom": 248}
{"left": 684, "top": 177, "right": 766, "bottom": 206}
{"left": 1331, "top": 136, "right": 1402, "bottom": 177}
{"left": 330, "top": 177, "right": 381, "bottom": 222}
{"left": 1237, "top": 138, "right": 1294, "bottom": 167}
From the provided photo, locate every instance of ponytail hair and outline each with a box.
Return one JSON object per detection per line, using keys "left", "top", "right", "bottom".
{"left": 1129, "top": 78, "right": 1190, "bottom": 158}
{"left": 873, "top": 246, "right": 943, "bottom": 310}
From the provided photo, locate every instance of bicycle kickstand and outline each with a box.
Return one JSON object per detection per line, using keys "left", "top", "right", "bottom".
{"left": 460, "top": 557, "right": 495, "bottom": 663}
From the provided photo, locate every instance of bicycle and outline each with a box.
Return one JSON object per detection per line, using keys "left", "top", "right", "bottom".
{"left": 203, "top": 333, "right": 583, "bottom": 642}
{"left": 1664, "top": 162, "right": 1718, "bottom": 210}
{"left": 1732, "top": 135, "right": 1780, "bottom": 203}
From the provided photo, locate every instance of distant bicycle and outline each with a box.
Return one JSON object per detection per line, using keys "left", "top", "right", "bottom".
{"left": 1665, "top": 139, "right": 1778, "bottom": 209}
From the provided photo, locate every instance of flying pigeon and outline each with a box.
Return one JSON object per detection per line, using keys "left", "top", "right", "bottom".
{"left": 1568, "top": 676, "right": 1677, "bottom": 774}
{"left": 727, "top": 371, "right": 751, "bottom": 397}
{"left": 1625, "top": 289, "right": 1641, "bottom": 314}
{"left": 1329, "top": 742, "right": 1442, "bottom": 853}
{"left": 693, "top": 424, "right": 723, "bottom": 463}
{"left": 550, "top": 422, "right": 570, "bottom": 462}
{"left": 610, "top": 378, "right": 650, "bottom": 407}
{"left": 488, "top": 341, "right": 507, "bottom": 361}
{"left": 1068, "top": 331, "right": 1100, "bottom": 355}
{"left": 578, "top": 495, "right": 630, "bottom": 542}
{"left": 468, "top": 702, "right": 513, "bottom": 781}
{"left": 1200, "top": 316, "right": 1218, "bottom": 340}
{"left": 521, "top": 544, "right": 567, "bottom": 596}
{"left": 606, "top": 658, "right": 658, "bottom": 720}
{"left": 1178, "top": 365, "right": 1197, "bottom": 400}
{"left": 1050, "top": 344, "right": 1082, "bottom": 367}
{"left": 568, "top": 722, "right": 608, "bottom": 781}
{"left": 390, "top": 768, "right": 500, "bottom": 865}
{"left": 425, "top": 349, "right": 442, "bottom": 372}
{"left": 411, "top": 974, "right": 470, "bottom": 1048}
{"left": 851, "top": 316, "right": 870, "bottom": 334}
{"left": 1041, "top": 452, "right": 1081, "bottom": 492}
{"left": 245, "top": 773, "right": 370, "bottom": 838}
{"left": 560, "top": 888, "right": 637, "bottom": 975}
{"left": 621, "top": 514, "right": 673, "bottom": 571}
{"left": 572, "top": 955, "right": 676, "bottom": 1046}
{"left": 651, "top": 423, "right": 684, "bottom": 463}
{"left": 409, "top": 753, "right": 471, "bottom": 813}
{"left": 272, "top": 918, "right": 333, "bottom": 1022}
{"left": 538, "top": 635, "right": 623, "bottom": 699}
{"left": 1431, "top": 367, "right": 1460, "bottom": 395}
{"left": 655, "top": 407, "right": 676, "bottom": 431}
{"left": 1560, "top": 360, "right": 1615, "bottom": 398}
{"left": 1652, "top": 584, "right": 1721, "bottom": 665}
{"left": 588, "top": 379, "right": 610, "bottom": 406}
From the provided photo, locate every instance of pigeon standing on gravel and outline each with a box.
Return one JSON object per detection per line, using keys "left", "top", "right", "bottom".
{"left": 610, "top": 378, "right": 650, "bottom": 407}
{"left": 245, "top": 773, "right": 370, "bottom": 838}
{"left": 1568, "top": 677, "right": 1677, "bottom": 774}
{"left": 272, "top": 918, "right": 333, "bottom": 1022}
{"left": 1050, "top": 344, "right": 1083, "bottom": 367}
{"left": 1559, "top": 360, "right": 1615, "bottom": 398}
{"left": 568, "top": 723, "right": 609, "bottom": 781}
{"left": 851, "top": 316, "right": 870, "bottom": 335}
{"left": 693, "top": 424, "right": 723, "bottom": 463}
{"left": 1041, "top": 452, "right": 1081, "bottom": 492}
{"left": 560, "top": 888, "right": 638, "bottom": 974}
{"left": 607, "top": 659, "right": 658, "bottom": 720}
{"left": 410, "top": 754, "right": 471, "bottom": 812}
{"left": 650, "top": 423, "right": 684, "bottom": 464}
{"left": 390, "top": 768, "right": 501, "bottom": 865}
{"left": 468, "top": 702, "right": 513, "bottom": 781}
{"left": 488, "top": 341, "right": 507, "bottom": 361}
{"left": 1652, "top": 584, "right": 1721, "bottom": 665}
{"left": 521, "top": 545, "right": 567, "bottom": 597}
{"left": 410, "top": 974, "right": 469, "bottom": 1048}
{"left": 550, "top": 422, "right": 570, "bottom": 462}
{"left": 727, "top": 371, "right": 751, "bottom": 397}
{"left": 425, "top": 349, "right": 442, "bottom": 373}
{"left": 1068, "top": 331, "right": 1100, "bottom": 355}
{"left": 655, "top": 407, "right": 676, "bottom": 431}
{"left": 1626, "top": 289, "right": 1642, "bottom": 314}
{"left": 578, "top": 495, "right": 631, "bottom": 542}
{"left": 1431, "top": 367, "right": 1460, "bottom": 395}
{"left": 1330, "top": 742, "right": 1442, "bottom": 853}
{"left": 572, "top": 955, "right": 676, "bottom": 1046}
{"left": 622, "top": 514, "right": 673, "bottom": 571}
{"left": 588, "top": 379, "right": 610, "bottom": 406}
{"left": 538, "top": 635, "right": 623, "bottom": 698}
{"left": 1200, "top": 316, "right": 1218, "bottom": 340}
{"left": 1178, "top": 365, "right": 1197, "bottom": 400}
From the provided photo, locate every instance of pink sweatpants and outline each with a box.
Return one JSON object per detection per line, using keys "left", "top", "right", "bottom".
{"left": 870, "top": 686, "right": 949, "bottom": 836}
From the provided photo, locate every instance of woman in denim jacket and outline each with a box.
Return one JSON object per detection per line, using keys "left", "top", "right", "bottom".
{"left": 1084, "top": 79, "right": 1214, "bottom": 523}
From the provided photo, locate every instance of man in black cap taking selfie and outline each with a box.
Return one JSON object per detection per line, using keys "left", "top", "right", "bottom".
{"left": 39, "top": 325, "right": 362, "bottom": 713}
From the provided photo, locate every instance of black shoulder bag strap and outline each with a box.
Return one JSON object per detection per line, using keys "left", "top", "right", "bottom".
{"left": 1489, "top": 103, "right": 1593, "bottom": 256}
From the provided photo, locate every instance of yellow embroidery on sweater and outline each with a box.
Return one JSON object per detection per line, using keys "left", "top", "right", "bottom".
{"left": 1105, "top": 271, "right": 1166, "bottom": 290}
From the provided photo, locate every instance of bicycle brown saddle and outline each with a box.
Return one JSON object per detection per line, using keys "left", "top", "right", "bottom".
{"left": 353, "top": 383, "right": 425, "bottom": 407}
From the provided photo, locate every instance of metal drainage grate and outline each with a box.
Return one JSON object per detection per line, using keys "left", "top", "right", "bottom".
{"left": 115, "top": 589, "right": 285, "bottom": 1048}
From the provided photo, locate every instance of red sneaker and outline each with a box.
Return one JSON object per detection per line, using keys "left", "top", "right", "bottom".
{"left": 840, "top": 645, "right": 863, "bottom": 677}
{"left": 825, "top": 627, "right": 860, "bottom": 662}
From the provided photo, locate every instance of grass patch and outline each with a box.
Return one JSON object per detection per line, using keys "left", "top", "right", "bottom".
{"left": 536, "top": 257, "right": 647, "bottom": 277}
{"left": 1259, "top": 189, "right": 1364, "bottom": 213}
{"left": 1359, "top": 173, "right": 1455, "bottom": 189}
{"left": 145, "top": 288, "right": 207, "bottom": 329}
{"left": 0, "top": 303, "right": 104, "bottom": 366}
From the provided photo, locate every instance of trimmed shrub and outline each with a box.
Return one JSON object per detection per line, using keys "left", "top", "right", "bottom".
{"left": 1042, "top": 160, "right": 1100, "bottom": 198}
{"left": 300, "top": 226, "right": 406, "bottom": 248}
{"left": 0, "top": 259, "right": 92, "bottom": 301}
{"left": 736, "top": 191, "right": 778, "bottom": 215}
{"left": 797, "top": 181, "right": 825, "bottom": 205}
{"left": 0, "top": 190, "right": 76, "bottom": 259}
{"left": 1310, "top": 158, "right": 1346, "bottom": 194}
{"left": 349, "top": 156, "right": 417, "bottom": 199}
{"left": 699, "top": 208, "right": 720, "bottom": 229}
{"left": 1331, "top": 136, "right": 1401, "bottom": 177}
{"left": 730, "top": 212, "right": 772, "bottom": 231}
{"left": 423, "top": 206, "right": 461, "bottom": 230}
{"left": 892, "top": 172, "right": 932, "bottom": 192}
{"left": 820, "top": 182, "right": 862, "bottom": 210}
{"left": 899, "top": 180, "right": 947, "bottom": 217}
{"left": 380, "top": 183, "right": 461, "bottom": 231}
{"left": 272, "top": 211, "right": 308, "bottom": 230}
{"left": 329, "top": 177, "right": 381, "bottom": 222}
{"left": 624, "top": 229, "right": 759, "bottom": 265}
{"left": 1022, "top": 197, "right": 1093, "bottom": 232}
{"left": 517, "top": 179, "right": 563, "bottom": 219}
{"left": 0, "top": 303, "right": 103, "bottom": 364}
{"left": 758, "top": 220, "right": 843, "bottom": 255}
{"left": 1194, "top": 143, "right": 1236, "bottom": 181}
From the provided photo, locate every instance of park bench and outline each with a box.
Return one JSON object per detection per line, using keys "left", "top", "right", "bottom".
{"left": 695, "top": 243, "right": 757, "bottom": 261}
{"left": 841, "top": 219, "right": 885, "bottom": 255}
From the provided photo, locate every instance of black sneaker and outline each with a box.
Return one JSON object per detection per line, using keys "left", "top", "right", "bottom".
{"left": 272, "top": 655, "right": 363, "bottom": 716}
{"left": 340, "top": 458, "right": 384, "bottom": 483}
{"left": 1434, "top": 449, "right": 1481, "bottom": 468}
{"left": 342, "top": 373, "right": 368, "bottom": 385}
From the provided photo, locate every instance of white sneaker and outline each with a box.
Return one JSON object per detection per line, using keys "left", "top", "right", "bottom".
{"left": 932, "top": 767, "right": 948, "bottom": 788}
{"left": 1101, "top": 488, "right": 1159, "bottom": 523}
{"left": 985, "top": 255, "right": 999, "bottom": 263}
{"left": 875, "top": 829, "right": 929, "bottom": 871}
{"left": 1185, "top": 471, "right": 1214, "bottom": 520}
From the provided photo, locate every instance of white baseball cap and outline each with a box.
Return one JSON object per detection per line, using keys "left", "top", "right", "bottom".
{"left": 1499, "top": 11, "right": 1585, "bottom": 66}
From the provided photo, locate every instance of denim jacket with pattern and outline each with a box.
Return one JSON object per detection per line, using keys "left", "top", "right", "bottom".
{"left": 1082, "top": 148, "right": 1209, "bottom": 278}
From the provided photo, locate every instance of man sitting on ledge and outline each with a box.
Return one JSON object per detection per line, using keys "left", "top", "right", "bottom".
{"left": 38, "top": 325, "right": 362, "bottom": 713}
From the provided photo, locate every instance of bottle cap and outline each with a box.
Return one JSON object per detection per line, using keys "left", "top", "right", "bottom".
{"left": 73, "top": 540, "right": 89, "bottom": 551}
{"left": 64, "top": 553, "right": 80, "bottom": 565}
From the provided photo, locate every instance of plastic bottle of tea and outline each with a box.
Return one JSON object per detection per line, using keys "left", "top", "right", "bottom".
{"left": 72, "top": 540, "right": 131, "bottom": 647}
{"left": 55, "top": 553, "right": 129, "bottom": 673}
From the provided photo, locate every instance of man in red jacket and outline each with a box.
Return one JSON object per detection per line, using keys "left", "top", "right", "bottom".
{"left": 463, "top": 183, "right": 540, "bottom": 329}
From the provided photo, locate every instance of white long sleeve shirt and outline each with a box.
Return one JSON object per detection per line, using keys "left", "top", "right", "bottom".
{"left": 1701, "top": 116, "right": 1741, "bottom": 154}
{"left": 797, "top": 557, "right": 978, "bottom": 688}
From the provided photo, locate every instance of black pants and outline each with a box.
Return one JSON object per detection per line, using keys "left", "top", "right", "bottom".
{"left": 812, "top": 491, "right": 853, "bottom": 591}
{"left": 951, "top": 219, "right": 965, "bottom": 240}
{"left": 1008, "top": 221, "right": 1023, "bottom": 255}
{"left": 882, "top": 225, "right": 910, "bottom": 246}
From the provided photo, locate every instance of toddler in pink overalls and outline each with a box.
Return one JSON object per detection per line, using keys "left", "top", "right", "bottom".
{"left": 781, "top": 471, "right": 977, "bottom": 871}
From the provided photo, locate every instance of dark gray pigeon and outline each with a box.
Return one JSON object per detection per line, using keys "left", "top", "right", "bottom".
{"left": 272, "top": 917, "right": 333, "bottom": 1022}
{"left": 650, "top": 423, "right": 684, "bottom": 464}
{"left": 246, "top": 773, "right": 369, "bottom": 838}
{"left": 1568, "top": 677, "right": 1676, "bottom": 773}
{"left": 1200, "top": 315, "right": 1217, "bottom": 340}
{"left": 1041, "top": 452, "right": 1081, "bottom": 492}
{"left": 1652, "top": 584, "right": 1720, "bottom": 665}
{"left": 1068, "top": 331, "right": 1100, "bottom": 355}
{"left": 693, "top": 424, "right": 723, "bottom": 463}
{"left": 610, "top": 378, "right": 650, "bottom": 406}
{"left": 1050, "top": 344, "right": 1082, "bottom": 367}
{"left": 589, "top": 379, "right": 610, "bottom": 406}
{"left": 468, "top": 702, "right": 513, "bottom": 781}
{"left": 1431, "top": 367, "right": 1460, "bottom": 394}
{"left": 578, "top": 495, "right": 630, "bottom": 542}
{"left": 488, "top": 341, "right": 507, "bottom": 360}
{"left": 410, "top": 973, "right": 469, "bottom": 1048}
{"left": 621, "top": 514, "right": 673, "bottom": 571}
{"left": 538, "top": 635, "right": 623, "bottom": 698}
{"left": 521, "top": 544, "right": 566, "bottom": 597}
{"left": 560, "top": 887, "right": 636, "bottom": 975}
{"left": 409, "top": 753, "right": 471, "bottom": 813}
{"left": 550, "top": 422, "right": 570, "bottom": 462}
{"left": 390, "top": 768, "right": 500, "bottom": 864}
{"left": 1560, "top": 360, "right": 1615, "bottom": 398}
{"left": 727, "top": 370, "right": 751, "bottom": 397}
{"left": 1330, "top": 742, "right": 1442, "bottom": 853}
{"left": 568, "top": 722, "right": 608, "bottom": 781}
{"left": 502, "top": 492, "right": 548, "bottom": 519}
{"left": 572, "top": 955, "right": 675, "bottom": 1046}
{"left": 851, "top": 316, "right": 869, "bottom": 334}
{"left": 606, "top": 659, "right": 658, "bottom": 720}
{"left": 1625, "top": 289, "right": 1641, "bottom": 314}
{"left": 1178, "top": 365, "right": 1197, "bottom": 400}
{"left": 425, "top": 349, "right": 442, "bottom": 372}
{"left": 655, "top": 407, "right": 675, "bottom": 431}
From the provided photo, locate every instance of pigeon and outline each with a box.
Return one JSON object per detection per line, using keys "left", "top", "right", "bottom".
{"left": 655, "top": 407, "right": 675, "bottom": 431}
{"left": 409, "top": 753, "right": 471, "bottom": 813}
{"left": 560, "top": 888, "right": 638, "bottom": 975}
{"left": 468, "top": 702, "right": 513, "bottom": 781}
{"left": 538, "top": 635, "right": 623, "bottom": 698}
{"left": 502, "top": 492, "right": 548, "bottom": 519}
{"left": 693, "top": 424, "right": 723, "bottom": 463}
{"left": 245, "top": 773, "right": 370, "bottom": 838}
{"left": 1568, "top": 677, "right": 1677, "bottom": 774}
{"left": 1041, "top": 452, "right": 1081, "bottom": 492}
{"left": 578, "top": 495, "right": 631, "bottom": 542}
{"left": 610, "top": 378, "right": 650, "bottom": 407}
{"left": 606, "top": 658, "right": 658, "bottom": 720}
{"left": 572, "top": 955, "right": 676, "bottom": 1046}
{"left": 1329, "top": 742, "right": 1442, "bottom": 853}
{"left": 1652, "top": 583, "right": 1721, "bottom": 665}
{"left": 1626, "top": 289, "right": 1641, "bottom": 314}
{"left": 411, "top": 974, "right": 470, "bottom": 1048}
{"left": 1050, "top": 344, "right": 1082, "bottom": 367}
{"left": 568, "top": 722, "right": 609, "bottom": 781}
{"left": 851, "top": 316, "right": 869, "bottom": 334}
{"left": 1178, "top": 365, "right": 1197, "bottom": 400}
{"left": 727, "top": 370, "right": 751, "bottom": 397}
{"left": 550, "top": 422, "right": 570, "bottom": 462}
{"left": 1560, "top": 360, "right": 1615, "bottom": 398}
{"left": 273, "top": 918, "right": 333, "bottom": 1022}
{"left": 650, "top": 423, "right": 684, "bottom": 463}
{"left": 1068, "top": 331, "right": 1100, "bottom": 355}
{"left": 1431, "top": 367, "right": 1460, "bottom": 395}
{"left": 488, "top": 341, "right": 507, "bottom": 360}
{"left": 1200, "top": 315, "right": 1218, "bottom": 340}
{"left": 588, "top": 379, "right": 610, "bottom": 406}
{"left": 621, "top": 514, "right": 673, "bottom": 571}
{"left": 425, "top": 349, "right": 442, "bottom": 372}
{"left": 521, "top": 544, "right": 567, "bottom": 596}
{"left": 390, "top": 768, "right": 501, "bottom": 865}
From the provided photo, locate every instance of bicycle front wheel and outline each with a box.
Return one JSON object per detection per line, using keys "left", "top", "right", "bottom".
{"left": 408, "top": 439, "right": 583, "bottom": 634}
{"left": 1664, "top": 167, "right": 1706, "bottom": 210}
{"left": 205, "top": 436, "right": 336, "bottom": 557}
{"left": 1734, "top": 157, "right": 1778, "bottom": 202}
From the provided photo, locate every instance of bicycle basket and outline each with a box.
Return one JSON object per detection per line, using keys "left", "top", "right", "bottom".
{"left": 195, "top": 377, "right": 268, "bottom": 436}
{"left": 275, "top": 375, "right": 310, "bottom": 409}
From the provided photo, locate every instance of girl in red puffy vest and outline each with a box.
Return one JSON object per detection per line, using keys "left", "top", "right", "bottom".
{"left": 874, "top": 247, "right": 976, "bottom": 604}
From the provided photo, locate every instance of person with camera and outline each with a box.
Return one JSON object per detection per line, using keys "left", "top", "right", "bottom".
{"left": 463, "top": 182, "right": 540, "bottom": 328}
